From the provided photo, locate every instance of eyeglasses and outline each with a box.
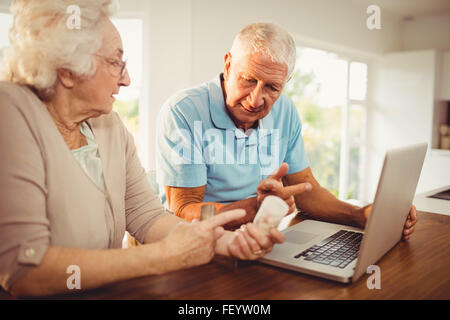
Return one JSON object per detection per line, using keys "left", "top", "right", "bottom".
{"left": 95, "top": 54, "right": 127, "bottom": 78}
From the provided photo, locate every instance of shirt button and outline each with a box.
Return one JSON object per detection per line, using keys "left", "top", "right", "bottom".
{"left": 25, "top": 248, "right": 35, "bottom": 258}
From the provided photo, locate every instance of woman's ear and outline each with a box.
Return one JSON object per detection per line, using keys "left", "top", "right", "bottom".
{"left": 56, "top": 68, "right": 76, "bottom": 88}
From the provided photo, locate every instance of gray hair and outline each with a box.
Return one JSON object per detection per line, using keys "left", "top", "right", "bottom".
{"left": 0, "top": 0, "right": 118, "bottom": 101}
{"left": 230, "top": 22, "right": 296, "bottom": 79}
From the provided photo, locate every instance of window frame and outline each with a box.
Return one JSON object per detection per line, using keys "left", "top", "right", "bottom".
{"left": 110, "top": 15, "right": 145, "bottom": 158}
{"left": 291, "top": 40, "right": 371, "bottom": 201}
{"left": 0, "top": 7, "right": 12, "bottom": 44}
{"left": 339, "top": 59, "right": 369, "bottom": 201}
{"left": 112, "top": 10, "right": 150, "bottom": 171}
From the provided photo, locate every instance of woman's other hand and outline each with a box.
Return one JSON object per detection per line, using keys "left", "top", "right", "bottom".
{"left": 226, "top": 223, "right": 285, "bottom": 260}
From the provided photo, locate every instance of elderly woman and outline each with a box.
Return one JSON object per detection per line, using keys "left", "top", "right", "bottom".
{"left": 0, "top": 0, "right": 285, "bottom": 297}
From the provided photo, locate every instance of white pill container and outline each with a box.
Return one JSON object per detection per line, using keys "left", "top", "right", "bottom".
{"left": 253, "top": 195, "right": 289, "bottom": 234}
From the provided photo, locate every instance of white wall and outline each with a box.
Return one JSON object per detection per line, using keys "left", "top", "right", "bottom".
{"left": 401, "top": 12, "right": 450, "bottom": 51}
{"left": 118, "top": 0, "right": 193, "bottom": 170}
{"left": 113, "top": 0, "right": 191, "bottom": 169}
{"left": 189, "top": 0, "right": 401, "bottom": 85}
{"left": 0, "top": 0, "right": 8, "bottom": 11}
{"left": 143, "top": 0, "right": 192, "bottom": 170}
{"left": 363, "top": 11, "right": 450, "bottom": 200}
{"left": 366, "top": 50, "right": 450, "bottom": 200}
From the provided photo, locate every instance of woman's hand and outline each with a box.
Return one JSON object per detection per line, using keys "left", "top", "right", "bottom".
{"left": 225, "top": 223, "right": 285, "bottom": 260}
{"left": 159, "top": 209, "right": 246, "bottom": 272}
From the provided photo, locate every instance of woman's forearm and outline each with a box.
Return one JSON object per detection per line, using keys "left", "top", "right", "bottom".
{"left": 10, "top": 243, "right": 167, "bottom": 298}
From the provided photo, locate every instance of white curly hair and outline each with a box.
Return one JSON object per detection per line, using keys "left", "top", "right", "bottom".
{"left": 1, "top": 0, "right": 118, "bottom": 100}
{"left": 230, "top": 22, "right": 297, "bottom": 80}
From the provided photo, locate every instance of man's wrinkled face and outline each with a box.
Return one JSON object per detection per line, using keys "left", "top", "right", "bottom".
{"left": 222, "top": 51, "right": 288, "bottom": 131}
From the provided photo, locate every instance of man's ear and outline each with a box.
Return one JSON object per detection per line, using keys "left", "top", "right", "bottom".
{"left": 56, "top": 68, "right": 76, "bottom": 88}
{"left": 223, "top": 52, "right": 232, "bottom": 81}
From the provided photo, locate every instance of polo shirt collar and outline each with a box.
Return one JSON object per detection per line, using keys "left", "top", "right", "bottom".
{"left": 208, "top": 73, "right": 274, "bottom": 136}
{"left": 208, "top": 74, "right": 236, "bottom": 130}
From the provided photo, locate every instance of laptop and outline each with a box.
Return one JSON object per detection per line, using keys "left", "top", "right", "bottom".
{"left": 260, "top": 143, "right": 428, "bottom": 283}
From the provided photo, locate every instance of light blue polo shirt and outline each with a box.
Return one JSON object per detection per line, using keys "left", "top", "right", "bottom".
{"left": 156, "top": 74, "right": 309, "bottom": 205}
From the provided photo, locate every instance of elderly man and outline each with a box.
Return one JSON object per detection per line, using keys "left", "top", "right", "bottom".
{"left": 156, "top": 22, "right": 417, "bottom": 238}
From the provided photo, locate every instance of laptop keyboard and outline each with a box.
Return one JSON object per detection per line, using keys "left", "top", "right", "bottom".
{"left": 294, "top": 230, "right": 363, "bottom": 269}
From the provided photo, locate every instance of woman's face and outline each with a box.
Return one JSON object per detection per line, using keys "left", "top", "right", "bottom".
{"left": 72, "top": 18, "right": 130, "bottom": 117}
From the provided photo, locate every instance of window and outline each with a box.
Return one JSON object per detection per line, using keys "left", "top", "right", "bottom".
{"left": 111, "top": 18, "right": 143, "bottom": 151}
{"left": 0, "top": 13, "right": 12, "bottom": 53}
{"left": 284, "top": 47, "right": 368, "bottom": 200}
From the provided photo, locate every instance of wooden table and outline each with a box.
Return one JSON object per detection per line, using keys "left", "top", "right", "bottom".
{"left": 1, "top": 211, "right": 449, "bottom": 300}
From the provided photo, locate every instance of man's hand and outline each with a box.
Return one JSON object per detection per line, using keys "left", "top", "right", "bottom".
{"left": 257, "top": 163, "right": 312, "bottom": 214}
{"left": 402, "top": 205, "right": 418, "bottom": 240}
{"left": 359, "top": 204, "right": 418, "bottom": 240}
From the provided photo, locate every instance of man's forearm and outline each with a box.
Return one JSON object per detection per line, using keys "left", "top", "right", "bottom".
{"left": 178, "top": 202, "right": 225, "bottom": 221}
{"left": 181, "top": 197, "right": 258, "bottom": 229}
{"left": 218, "top": 197, "right": 258, "bottom": 229}
{"left": 294, "top": 185, "right": 364, "bottom": 228}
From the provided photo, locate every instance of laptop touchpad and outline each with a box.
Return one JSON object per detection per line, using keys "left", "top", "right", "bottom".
{"left": 285, "top": 230, "right": 318, "bottom": 244}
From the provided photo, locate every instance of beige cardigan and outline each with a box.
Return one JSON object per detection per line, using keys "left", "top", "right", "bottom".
{"left": 0, "top": 82, "right": 169, "bottom": 290}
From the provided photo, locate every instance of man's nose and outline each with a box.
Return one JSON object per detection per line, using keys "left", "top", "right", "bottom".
{"left": 119, "top": 68, "right": 131, "bottom": 87}
{"left": 247, "top": 83, "right": 264, "bottom": 108}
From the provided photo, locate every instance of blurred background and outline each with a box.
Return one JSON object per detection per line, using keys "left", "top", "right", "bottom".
{"left": 1, "top": 0, "right": 449, "bottom": 204}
